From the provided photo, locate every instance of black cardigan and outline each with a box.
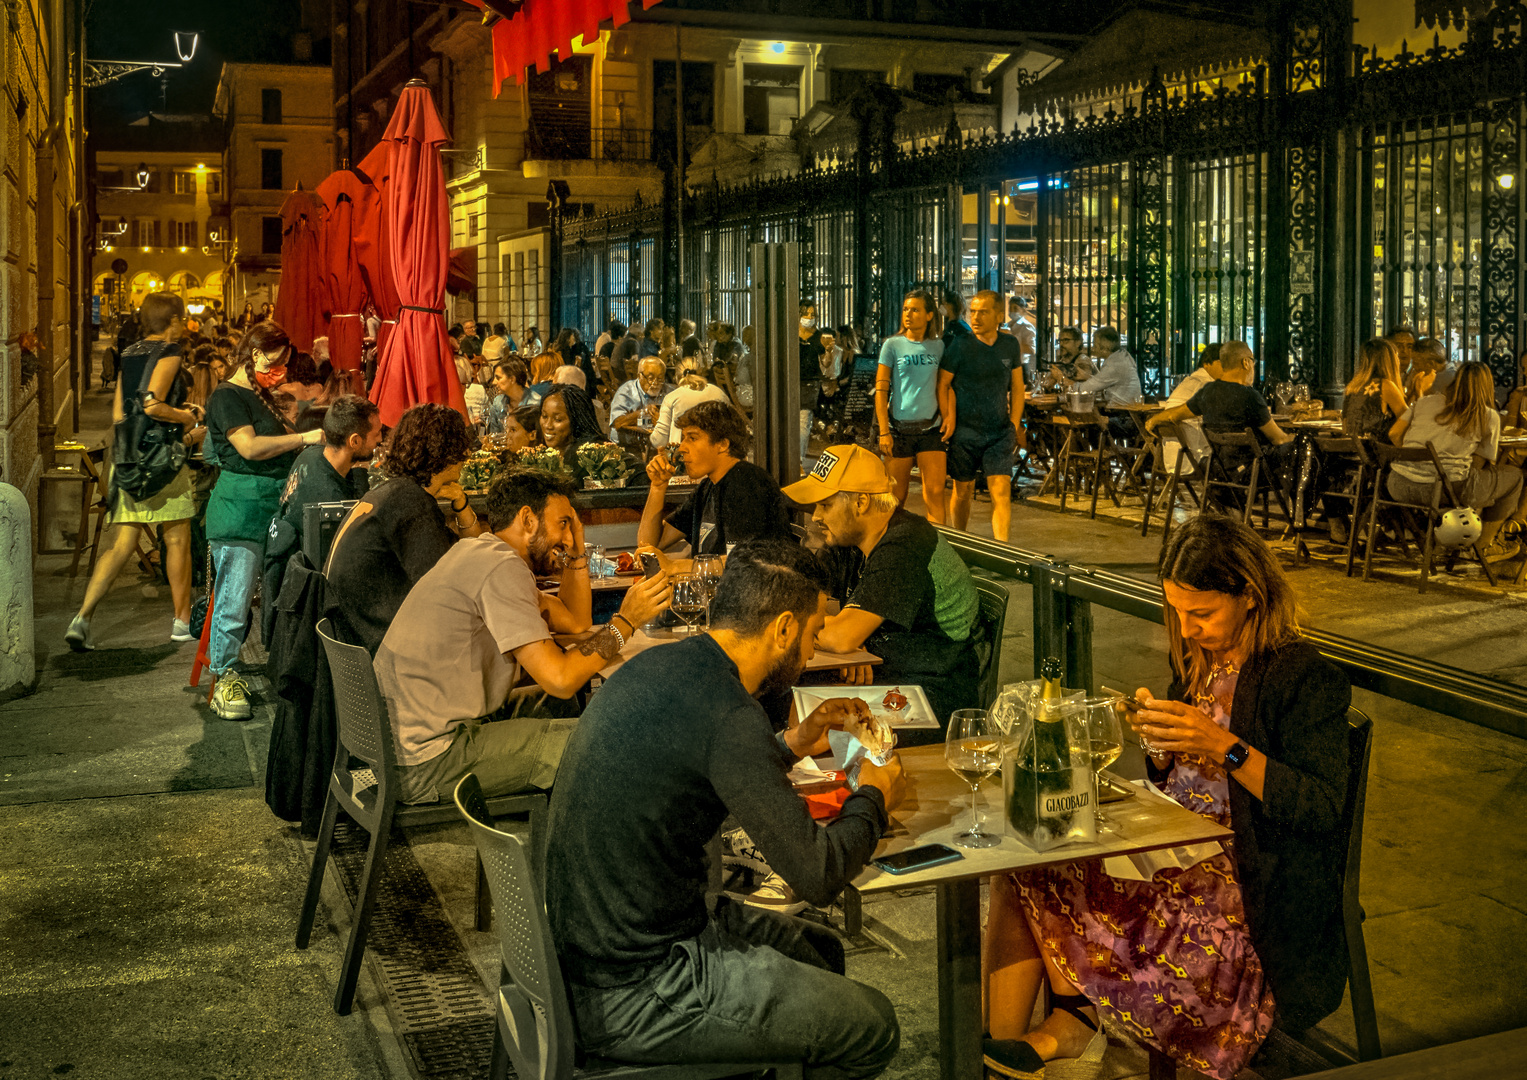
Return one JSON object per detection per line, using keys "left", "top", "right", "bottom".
{"left": 1162, "top": 639, "right": 1353, "bottom": 1031}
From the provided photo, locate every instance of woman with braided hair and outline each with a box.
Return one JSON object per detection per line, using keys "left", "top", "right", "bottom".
{"left": 202, "top": 321, "right": 325, "bottom": 719}
{"left": 537, "top": 384, "right": 606, "bottom": 479}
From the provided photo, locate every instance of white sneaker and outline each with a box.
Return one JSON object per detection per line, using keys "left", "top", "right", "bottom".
{"left": 171, "top": 619, "right": 193, "bottom": 643}
{"left": 210, "top": 673, "right": 253, "bottom": 720}
{"left": 65, "top": 615, "right": 94, "bottom": 652}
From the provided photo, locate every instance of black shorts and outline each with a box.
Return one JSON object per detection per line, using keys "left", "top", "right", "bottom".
{"left": 885, "top": 423, "right": 947, "bottom": 459}
{"left": 947, "top": 425, "right": 1017, "bottom": 482}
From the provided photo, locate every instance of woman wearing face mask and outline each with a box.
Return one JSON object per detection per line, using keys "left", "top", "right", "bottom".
{"left": 202, "top": 321, "right": 325, "bottom": 720}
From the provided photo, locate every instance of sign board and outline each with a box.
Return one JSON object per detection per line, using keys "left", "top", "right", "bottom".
{"left": 110, "top": 258, "right": 128, "bottom": 276}
{"left": 840, "top": 354, "right": 879, "bottom": 441}
{"left": 91, "top": 296, "right": 101, "bottom": 324}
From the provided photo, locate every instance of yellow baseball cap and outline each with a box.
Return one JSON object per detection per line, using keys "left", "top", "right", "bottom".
{"left": 782, "top": 444, "right": 892, "bottom": 504}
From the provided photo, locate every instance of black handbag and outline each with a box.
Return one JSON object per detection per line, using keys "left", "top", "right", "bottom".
{"left": 111, "top": 342, "right": 188, "bottom": 503}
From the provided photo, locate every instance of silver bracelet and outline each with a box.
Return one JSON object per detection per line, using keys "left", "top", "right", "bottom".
{"left": 606, "top": 620, "right": 625, "bottom": 649}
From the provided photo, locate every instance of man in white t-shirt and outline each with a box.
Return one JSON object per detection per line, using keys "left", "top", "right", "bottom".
{"left": 373, "top": 469, "right": 670, "bottom": 803}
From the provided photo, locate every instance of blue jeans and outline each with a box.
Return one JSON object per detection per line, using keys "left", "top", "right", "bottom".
{"left": 208, "top": 539, "right": 262, "bottom": 674}
{"left": 568, "top": 898, "right": 899, "bottom": 1079}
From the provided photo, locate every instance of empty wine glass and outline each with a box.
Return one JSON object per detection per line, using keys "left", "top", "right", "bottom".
{"left": 1081, "top": 696, "right": 1125, "bottom": 833}
{"left": 670, "top": 574, "right": 707, "bottom": 634}
{"left": 945, "top": 709, "right": 1003, "bottom": 849}
{"left": 692, "top": 554, "right": 725, "bottom": 613}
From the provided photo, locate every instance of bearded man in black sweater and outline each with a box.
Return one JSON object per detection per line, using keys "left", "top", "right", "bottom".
{"left": 545, "top": 540, "right": 905, "bottom": 1078}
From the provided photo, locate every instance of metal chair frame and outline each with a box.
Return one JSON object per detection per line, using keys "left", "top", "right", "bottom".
{"left": 1360, "top": 440, "right": 1498, "bottom": 591}
{"left": 453, "top": 773, "right": 803, "bottom": 1080}
{"left": 1147, "top": 420, "right": 1210, "bottom": 546}
{"left": 297, "top": 619, "right": 547, "bottom": 1015}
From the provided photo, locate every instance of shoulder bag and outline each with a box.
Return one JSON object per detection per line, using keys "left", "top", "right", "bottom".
{"left": 111, "top": 343, "right": 188, "bottom": 503}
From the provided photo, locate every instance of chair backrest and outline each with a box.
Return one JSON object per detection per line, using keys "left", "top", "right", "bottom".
{"left": 316, "top": 617, "right": 398, "bottom": 773}
{"left": 454, "top": 773, "right": 577, "bottom": 1080}
{"left": 1155, "top": 419, "right": 1209, "bottom": 476}
{"left": 1341, "top": 709, "right": 1373, "bottom": 934}
{"left": 970, "top": 576, "right": 1011, "bottom": 709}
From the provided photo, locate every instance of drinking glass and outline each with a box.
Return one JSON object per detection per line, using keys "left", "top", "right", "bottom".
{"left": 584, "top": 543, "right": 606, "bottom": 579}
{"left": 692, "top": 554, "right": 726, "bottom": 612}
{"left": 1081, "top": 696, "right": 1125, "bottom": 833}
{"left": 670, "top": 574, "right": 707, "bottom": 633}
{"left": 945, "top": 709, "right": 1003, "bottom": 849}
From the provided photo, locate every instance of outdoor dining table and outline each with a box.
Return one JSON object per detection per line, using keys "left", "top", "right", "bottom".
{"left": 854, "top": 744, "right": 1232, "bottom": 1080}
{"left": 551, "top": 626, "right": 882, "bottom": 680}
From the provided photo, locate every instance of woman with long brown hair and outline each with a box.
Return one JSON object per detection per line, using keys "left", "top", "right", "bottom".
{"left": 201, "top": 320, "right": 324, "bottom": 719}
{"left": 1341, "top": 337, "right": 1407, "bottom": 439}
{"left": 1388, "top": 359, "right": 1524, "bottom": 561}
{"left": 983, "top": 515, "right": 1353, "bottom": 1080}
{"left": 874, "top": 288, "right": 948, "bottom": 522}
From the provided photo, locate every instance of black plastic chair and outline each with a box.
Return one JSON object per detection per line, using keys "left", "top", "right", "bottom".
{"left": 297, "top": 619, "right": 547, "bottom": 1015}
{"left": 453, "top": 773, "right": 804, "bottom": 1080}
{"left": 971, "top": 576, "right": 1012, "bottom": 710}
{"left": 1147, "top": 707, "right": 1380, "bottom": 1077}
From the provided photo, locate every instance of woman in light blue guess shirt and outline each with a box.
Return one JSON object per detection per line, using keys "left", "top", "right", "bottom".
{"left": 875, "top": 288, "right": 948, "bottom": 523}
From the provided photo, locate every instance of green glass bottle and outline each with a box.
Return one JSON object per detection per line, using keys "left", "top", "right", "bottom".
{"left": 1007, "top": 656, "right": 1089, "bottom": 848}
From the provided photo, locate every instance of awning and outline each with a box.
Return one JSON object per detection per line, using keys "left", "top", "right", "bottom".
{"left": 465, "top": 0, "right": 663, "bottom": 97}
{"left": 447, "top": 246, "right": 477, "bottom": 298}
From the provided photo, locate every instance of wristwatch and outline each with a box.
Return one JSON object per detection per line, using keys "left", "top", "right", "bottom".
{"left": 1222, "top": 740, "right": 1252, "bottom": 772}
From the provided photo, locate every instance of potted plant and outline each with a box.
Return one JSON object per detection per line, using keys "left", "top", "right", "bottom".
{"left": 576, "top": 442, "right": 634, "bottom": 489}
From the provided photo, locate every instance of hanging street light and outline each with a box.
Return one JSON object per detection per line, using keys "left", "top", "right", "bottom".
{"left": 85, "top": 31, "right": 200, "bottom": 88}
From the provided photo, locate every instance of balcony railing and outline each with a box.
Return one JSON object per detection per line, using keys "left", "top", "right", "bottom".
{"left": 526, "top": 125, "right": 653, "bottom": 163}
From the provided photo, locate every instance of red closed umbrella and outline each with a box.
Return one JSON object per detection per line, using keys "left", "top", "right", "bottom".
{"left": 353, "top": 143, "right": 400, "bottom": 362}
{"left": 369, "top": 81, "right": 464, "bottom": 426}
{"left": 315, "top": 169, "right": 372, "bottom": 374}
{"left": 272, "top": 187, "right": 327, "bottom": 356}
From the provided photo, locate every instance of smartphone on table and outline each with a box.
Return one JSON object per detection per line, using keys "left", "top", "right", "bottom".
{"left": 872, "top": 843, "right": 963, "bottom": 875}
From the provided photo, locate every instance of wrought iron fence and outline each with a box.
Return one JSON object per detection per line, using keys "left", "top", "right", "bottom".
{"left": 555, "top": 6, "right": 1527, "bottom": 397}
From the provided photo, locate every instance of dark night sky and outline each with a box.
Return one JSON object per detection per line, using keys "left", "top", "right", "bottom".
{"left": 84, "top": 0, "right": 310, "bottom": 123}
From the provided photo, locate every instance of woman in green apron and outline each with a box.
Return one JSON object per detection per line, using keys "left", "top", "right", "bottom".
{"left": 203, "top": 321, "right": 323, "bottom": 720}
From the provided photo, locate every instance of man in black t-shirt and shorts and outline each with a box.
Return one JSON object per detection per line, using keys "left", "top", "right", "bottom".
{"left": 1146, "top": 341, "right": 1293, "bottom": 482}
{"left": 937, "top": 290, "right": 1027, "bottom": 542}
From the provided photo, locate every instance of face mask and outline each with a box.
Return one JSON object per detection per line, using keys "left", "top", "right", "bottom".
{"left": 254, "top": 365, "right": 287, "bottom": 389}
{"left": 800, "top": 318, "right": 816, "bottom": 330}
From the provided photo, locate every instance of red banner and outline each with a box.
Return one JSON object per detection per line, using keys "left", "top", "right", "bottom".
{"left": 465, "top": 0, "right": 663, "bottom": 97}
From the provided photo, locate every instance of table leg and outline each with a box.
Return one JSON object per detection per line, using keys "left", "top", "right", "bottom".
{"left": 936, "top": 878, "right": 983, "bottom": 1080}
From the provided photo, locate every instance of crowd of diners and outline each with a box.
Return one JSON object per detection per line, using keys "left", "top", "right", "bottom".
{"left": 68, "top": 297, "right": 1363, "bottom": 1079}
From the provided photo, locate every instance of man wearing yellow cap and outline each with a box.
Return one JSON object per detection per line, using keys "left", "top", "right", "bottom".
{"left": 783, "top": 445, "right": 981, "bottom": 738}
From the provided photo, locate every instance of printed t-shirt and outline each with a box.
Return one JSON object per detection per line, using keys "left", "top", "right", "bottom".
{"left": 877, "top": 335, "right": 945, "bottom": 425}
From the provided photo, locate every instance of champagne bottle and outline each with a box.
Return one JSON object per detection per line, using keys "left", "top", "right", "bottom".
{"left": 1007, "top": 656, "right": 1090, "bottom": 848}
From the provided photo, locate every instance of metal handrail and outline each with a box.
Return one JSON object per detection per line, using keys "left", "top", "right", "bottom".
{"left": 939, "top": 529, "right": 1527, "bottom": 739}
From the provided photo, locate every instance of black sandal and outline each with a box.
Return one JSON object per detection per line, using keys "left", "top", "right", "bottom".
{"left": 982, "top": 1037, "right": 1045, "bottom": 1080}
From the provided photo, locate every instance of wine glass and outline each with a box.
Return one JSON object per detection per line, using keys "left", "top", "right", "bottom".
{"left": 670, "top": 574, "right": 707, "bottom": 634}
{"left": 692, "top": 553, "right": 725, "bottom": 612}
{"left": 945, "top": 709, "right": 1003, "bottom": 849}
{"left": 1081, "top": 696, "right": 1125, "bottom": 833}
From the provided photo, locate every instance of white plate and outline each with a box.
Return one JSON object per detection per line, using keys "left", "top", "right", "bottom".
{"left": 792, "top": 684, "right": 940, "bottom": 730}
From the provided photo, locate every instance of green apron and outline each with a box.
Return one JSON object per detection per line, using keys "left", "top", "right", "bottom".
{"left": 205, "top": 470, "right": 284, "bottom": 544}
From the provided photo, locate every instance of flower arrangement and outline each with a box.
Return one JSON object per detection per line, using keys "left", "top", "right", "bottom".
{"left": 460, "top": 449, "right": 504, "bottom": 492}
{"left": 511, "top": 445, "right": 570, "bottom": 475}
{"left": 576, "top": 442, "right": 633, "bottom": 488}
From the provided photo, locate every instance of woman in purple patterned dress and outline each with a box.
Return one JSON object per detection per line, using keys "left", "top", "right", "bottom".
{"left": 983, "top": 515, "right": 1353, "bottom": 1079}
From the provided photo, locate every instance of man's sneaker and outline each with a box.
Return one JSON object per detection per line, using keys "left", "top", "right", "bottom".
{"left": 210, "top": 674, "right": 253, "bottom": 720}
{"left": 171, "top": 619, "right": 193, "bottom": 643}
{"left": 1482, "top": 538, "right": 1522, "bottom": 563}
{"left": 739, "top": 873, "right": 807, "bottom": 916}
{"left": 721, "top": 827, "right": 772, "bottom": 877}
{"left": 64, "top": 615, "right": 94, "bottom": 652}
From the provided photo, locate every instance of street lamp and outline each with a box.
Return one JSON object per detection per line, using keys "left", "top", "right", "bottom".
{"left": 85, "top": 31, "right": 200, "bottom": 88}
{"left": 99, "top": 164, "right": 151, "bottom": 193}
